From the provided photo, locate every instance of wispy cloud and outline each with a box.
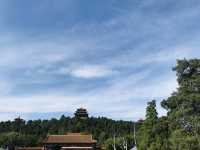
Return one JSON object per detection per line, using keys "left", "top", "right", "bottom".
{"left": 58, "top": 65, "right": 116, "bottom": 79}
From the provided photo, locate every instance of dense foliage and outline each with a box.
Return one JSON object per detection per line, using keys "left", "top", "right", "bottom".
{"left": 137, "top": 59, "right": 200, "bottom": 150}
{"left": 105, "top": 134, "right": 135, "bottom": 150}
{"left": 0, "top": 116, "right": 135, "bottom": 149}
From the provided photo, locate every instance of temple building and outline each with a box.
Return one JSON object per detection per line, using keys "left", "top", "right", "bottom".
{"left": 43, "top": 133, "right": 97, "bottom": 150}
{"left": 74, "top": 108, "right": 89, "bottom": 119}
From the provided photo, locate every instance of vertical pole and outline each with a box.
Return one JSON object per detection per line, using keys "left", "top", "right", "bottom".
{"left": 113, "top": 134, "right": 116, "bottom": 150}
{"left": 134, "top": 123, "right": 137, "bottom": 146}
{"left": 125, "top": 140, "right": 128, "bottom": 150}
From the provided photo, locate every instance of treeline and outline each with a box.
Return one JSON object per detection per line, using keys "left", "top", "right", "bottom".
{"left": 137, "top": 59, "right": 200, "bottom": 150}
{"left": 0, "top": 116, "right": 137, "bottom": 149}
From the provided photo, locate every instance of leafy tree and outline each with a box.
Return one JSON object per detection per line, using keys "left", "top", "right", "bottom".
{"left": 104, "top": 135, "right": 135, "bottom": 150}
{"left": 137, "top": 100, "right": 159, "bottom": 150}
{"left": 145, "top": 100, "right": 158, "bottom": 123}
{"left": 137, "top": 59, "right": 200, "bottom": 150}
{"left": 0, "top": 132, "right": 38, "bottom": 150}
{"left": 160, "top": 59, "right": 200, "bottom": 149}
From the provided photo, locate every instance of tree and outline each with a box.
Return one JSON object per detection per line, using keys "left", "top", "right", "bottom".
{"left": 146, "top": 100, "right": 158, "bottom": 123}
{"left": 104, "top": 135, "right": 135, "bottom": 150}
{"left": 161, "top": 59, "right": 200, "bottom": 149}
{"left": 0, "top": 132, "right": 38, "bottom": 150}
{"left": 137, "top": 100, "right": 159, "bottom": 150}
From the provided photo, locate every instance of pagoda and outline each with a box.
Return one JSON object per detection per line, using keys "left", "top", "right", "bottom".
{"left": 74, "top": 108, "right": 89, "bottom": 119}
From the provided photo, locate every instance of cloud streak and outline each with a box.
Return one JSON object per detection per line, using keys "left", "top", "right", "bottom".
{"left": 58, "top": 65, "right": 116, "bottom": 79}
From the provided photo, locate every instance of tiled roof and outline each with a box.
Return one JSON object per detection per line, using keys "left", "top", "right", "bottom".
{"left": 61, "top": 147, "right": 93, "bottom": 149}
{"left": 43, "top": 133, "right": 97, "bottom": 144}
{"left": 16, "top": 147, "right": 43, "bottom": 150}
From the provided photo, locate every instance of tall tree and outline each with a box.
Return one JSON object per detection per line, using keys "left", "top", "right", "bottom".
{"left": 137, "top": 100, "right": 158, "bottom": 150}
{"left": 161, "top": 59, "right": 200, "bottom": 149}
{"left": 146, "top": 100, "right": 158, "bottom": 124}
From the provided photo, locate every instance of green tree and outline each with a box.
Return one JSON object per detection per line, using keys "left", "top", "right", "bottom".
{"left": 161, "top": 59, "right": 200, "bottom": 149}
{"left": 146, "top": 100, "right": 158, "bottom": 123}
{"left": 137, "top": 100, "right": 158, "bottom": 150}
{"left": 104, "top": 135, "right": 134, "bottom": 150}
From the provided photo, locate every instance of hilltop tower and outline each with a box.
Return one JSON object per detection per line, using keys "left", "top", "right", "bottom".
{"left": 74, "top": 108, "right": 89, "bottom": 119}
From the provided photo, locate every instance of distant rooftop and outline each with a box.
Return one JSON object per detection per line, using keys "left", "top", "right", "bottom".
{"left": 43, "top": 133, "right": 96, "bottom": 144}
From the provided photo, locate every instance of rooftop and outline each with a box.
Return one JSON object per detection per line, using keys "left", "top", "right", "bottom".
{"left": 16, "top": 147, "right": 43, "bottom": 150}
{"left": 43, "top": 133, "right": 97, "bottom": 144}
{"left": 61, "top": 147, "right": 93, "bottom": 149}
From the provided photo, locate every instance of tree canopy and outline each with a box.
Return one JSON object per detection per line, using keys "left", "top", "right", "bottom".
{"left": 0, "top": 116, "right": 136, "bottom": 150}
{"left": 137, "top": 59, "right": 200, "bottom": 150}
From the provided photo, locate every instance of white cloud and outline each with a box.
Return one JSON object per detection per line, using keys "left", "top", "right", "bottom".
{"left": 58, "top": 65, "right": 116, "bottom": 79}
{"left": 71, "top": 65, "right": 114, "bottom": 78}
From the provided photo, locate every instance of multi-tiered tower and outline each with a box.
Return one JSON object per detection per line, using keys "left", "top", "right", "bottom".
{"left": 74, "top": 108, "right": 89, "bottom": 119}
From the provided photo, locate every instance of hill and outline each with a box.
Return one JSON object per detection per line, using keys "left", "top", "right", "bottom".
{"left": 0, "top": 116, "right": 137, "bottom": 149}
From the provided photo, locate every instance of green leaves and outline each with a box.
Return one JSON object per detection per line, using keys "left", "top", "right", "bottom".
{"left": 145, "top": 100, "right": 158, "bottom": 123}
{"left": 137, "top": 59, "right": 200, "bottom": 150}
{"left": 104, "top": 135, "right": 135, "bottom": 150}
{"left": 0, "top": 132, "right": 38, "bottom": 150}
{"left": 0, "top": 116, "right": 135, "bottom": 148}
{"left": 137, "top": 100, "right": 161, "bottom": 150}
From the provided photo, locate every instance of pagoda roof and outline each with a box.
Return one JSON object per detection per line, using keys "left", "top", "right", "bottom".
{"left": 43, "top": 133, "right": 97, "bottom": 144}
{"left": 75, "top": 108, "right": 88, "bottom": 112}
{"left": 61, "top": 147, "right": 93, "bottom": 149}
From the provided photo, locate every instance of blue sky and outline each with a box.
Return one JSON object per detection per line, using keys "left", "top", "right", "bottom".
{"left": 0, "top": 0, "right": 200, "bottom": 121}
